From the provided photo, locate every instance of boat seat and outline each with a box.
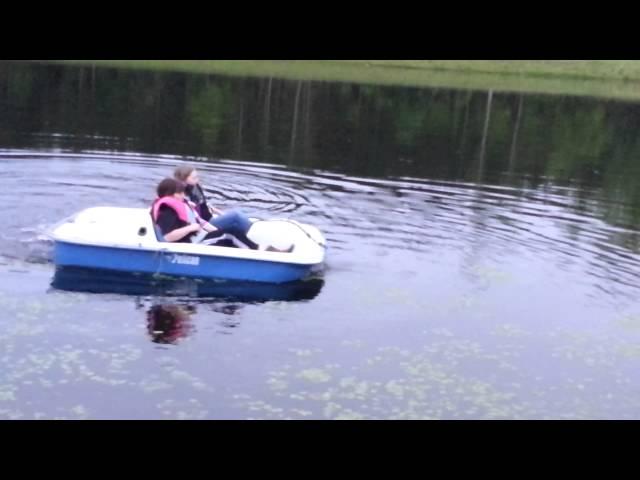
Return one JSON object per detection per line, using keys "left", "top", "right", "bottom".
{"left": 153, "top": 222, "right": 167, "bottom": 242}
{"left": 149, "top": 211, "right": 167, "bottom": 242}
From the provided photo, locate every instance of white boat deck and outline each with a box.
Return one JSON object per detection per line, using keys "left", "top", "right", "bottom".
{"left": 52, "top": 207, "right": 326, "bottom": 266}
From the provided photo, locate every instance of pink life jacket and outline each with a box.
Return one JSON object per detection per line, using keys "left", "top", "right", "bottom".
{"left": 151, "top": 196, "right": 191, "bottom": 223}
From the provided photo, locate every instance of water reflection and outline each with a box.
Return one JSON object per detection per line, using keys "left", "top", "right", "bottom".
{"left": 2, "top": 61, "right": 640, "bottom": 233}
{"left": 50, "top": 266, "right": 325, "bottom": 302}
{"left": 146, "top": 304, "right": 194, "bottom": 345}
{"left": 51, "top": 266, "right": 324, "bottom": 344}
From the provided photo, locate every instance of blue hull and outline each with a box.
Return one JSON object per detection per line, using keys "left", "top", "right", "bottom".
{"left": 54, "top": 241, "right": 314, "bottom": 283}
{"left": 52, "top": 266, "right": 324, "bottom": 301}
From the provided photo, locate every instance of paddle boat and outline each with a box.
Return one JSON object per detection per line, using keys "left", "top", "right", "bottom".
{"left": 50, "top": 206, "right": 326, "bottom": 284}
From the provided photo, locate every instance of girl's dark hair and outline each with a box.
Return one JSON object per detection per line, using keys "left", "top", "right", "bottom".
{"left": 156, "top": 177, "right": 185, "bottom": 198}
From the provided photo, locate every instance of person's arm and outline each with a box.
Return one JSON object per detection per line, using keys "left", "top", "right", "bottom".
{"left": 190, "top": 204, "right": 218, "bottom": 233}
{"left": 200, "top": 222, "right": 218, "bottom": 234}
{"left": 194, "top": 183, "right": 223, "bottom": 216}
{"left": 157, "top": 208, "right": 201, "bottom": 242}
{"left": 164, "top": 223, "right": 200, "bottom": 242}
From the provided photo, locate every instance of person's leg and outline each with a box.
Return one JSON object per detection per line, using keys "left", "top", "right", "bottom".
{"left": 209, "top": 210, "right": 252, "bottom": 233}
{"left": 209, "top": 210, "right": 293, "bottom": 252}
{"left": 199, "top": 229, "right": 225, "bottom": 245}
{"left": 209, "top": 210, "right": 258, "bottom": 249}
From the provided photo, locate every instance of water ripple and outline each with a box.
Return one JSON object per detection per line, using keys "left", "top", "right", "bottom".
{"left": 2, "top": 148, "right": 640, "bottom": 300}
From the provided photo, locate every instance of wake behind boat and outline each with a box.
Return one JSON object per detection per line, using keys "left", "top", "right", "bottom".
{"left": 51, "top": 207, "right": 326, "bottom": 283}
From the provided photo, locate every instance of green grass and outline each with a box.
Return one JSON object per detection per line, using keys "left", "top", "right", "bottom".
{"left": 348, "top": 60, "right": 640, "bottom": 81}
{"left": 50, "top": 60, "right": 640, "bottom": 101}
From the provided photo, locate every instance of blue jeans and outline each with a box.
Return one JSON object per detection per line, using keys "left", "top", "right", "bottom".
{"left": 209, "top": 209, "right": 257, "bottom": 249}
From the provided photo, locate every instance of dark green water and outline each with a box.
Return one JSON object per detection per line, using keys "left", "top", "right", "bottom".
{"left": 1, "top": 61, "right": 639, "bottom": 419}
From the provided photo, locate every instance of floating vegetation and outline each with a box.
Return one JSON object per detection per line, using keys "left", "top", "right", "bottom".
{"left": 70, "top": 405, "right": 89, "bottom": 419}
{"left": 139, "top": 378, "right": 174, "bottom": 393}
{"left": 156, "top": 399, "right": 209, "bottom": 420}
{"left": 492, "top": 324, "right": 530, "bottom": 338}
{"left": 231, "top": 330, "right": 640, "bottom": 420}
{"left": 297, "top": 369, "right": 332, "bottom": 384}
{"left": 615, "top": 314, "right": 640, "bottom": 331}
{"left": 469, "top": 265, "right": 512, "bottom": 285}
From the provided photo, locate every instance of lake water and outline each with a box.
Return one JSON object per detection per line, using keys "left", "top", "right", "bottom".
{"left": 1, "top": 61, "right": 640, "bottom": 419}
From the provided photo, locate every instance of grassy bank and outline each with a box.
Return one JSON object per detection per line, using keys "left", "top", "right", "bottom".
{"left": 50, "top": 60, "right": 640, "bottom": 101}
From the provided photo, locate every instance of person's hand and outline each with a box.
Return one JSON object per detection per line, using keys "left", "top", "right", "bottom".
{"left": 190, "top": 223, "right": 201, "bottom": 233}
